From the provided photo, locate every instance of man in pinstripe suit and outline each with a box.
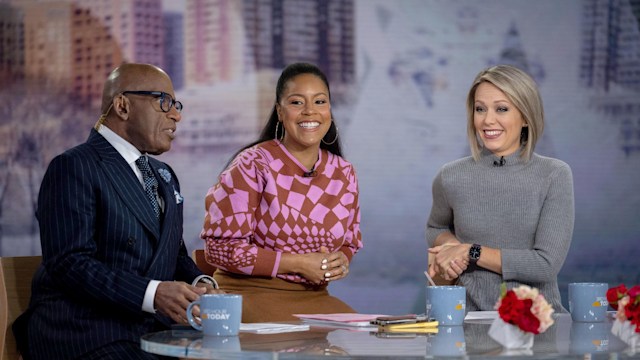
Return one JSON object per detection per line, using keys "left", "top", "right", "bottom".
{"left": 14, "top": 63, "right": 220, "bottom": 359}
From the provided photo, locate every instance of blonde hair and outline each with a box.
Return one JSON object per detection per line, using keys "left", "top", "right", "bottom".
{"left": 466, "top": 65, "right": 544, "bottom": 162}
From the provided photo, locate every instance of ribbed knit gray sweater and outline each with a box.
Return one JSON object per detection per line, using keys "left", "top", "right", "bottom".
{"left": 426, "top": 149, "right": 574, "bottom": 312}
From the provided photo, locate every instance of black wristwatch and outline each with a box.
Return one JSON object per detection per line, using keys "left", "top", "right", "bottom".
{"left": 469, "top": 244, "right": 482, "bottom": 263}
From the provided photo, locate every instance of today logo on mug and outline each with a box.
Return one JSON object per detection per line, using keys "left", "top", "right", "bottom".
{"left": 568, "top": 283, "right": 609, "bottom": 322}
{"left": 202, "top": 309, "right": 231, "bottom": 320}
{"left": 187, "top": 294, "right": 242, "bottom": 336}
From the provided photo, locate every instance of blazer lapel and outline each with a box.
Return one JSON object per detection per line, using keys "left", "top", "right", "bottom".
{"left": 88, "top": 130, "right": 161, "bottom": 240}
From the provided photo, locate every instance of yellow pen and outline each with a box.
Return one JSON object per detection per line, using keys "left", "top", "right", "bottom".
{"left": 378, "top": 326, "right": 439, "bottom": 334}
{"left": 379, "top": 320, "right": 439, "bottom": 331}
{"left": 385, "top": 320, "right": 438, "bottom": 329}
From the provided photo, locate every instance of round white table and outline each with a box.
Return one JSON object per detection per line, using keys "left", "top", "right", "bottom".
{"left": 141, "top": 313, "right": 637, "bottom": 359}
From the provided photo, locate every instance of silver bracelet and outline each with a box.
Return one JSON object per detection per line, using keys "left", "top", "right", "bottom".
{"left": 191, "top": 274, "right": 219, "bottom": 289}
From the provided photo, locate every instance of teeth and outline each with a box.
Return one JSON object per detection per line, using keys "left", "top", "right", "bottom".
{"left": 485, "top": 130, "right": 501, "bottom": 136}
{"left": 299, "top": 121, "right": 320, "bottom": 129}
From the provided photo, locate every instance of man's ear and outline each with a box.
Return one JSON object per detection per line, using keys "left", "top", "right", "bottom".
{"left": 113, "top": 94, "right": 130, "bottom": 120}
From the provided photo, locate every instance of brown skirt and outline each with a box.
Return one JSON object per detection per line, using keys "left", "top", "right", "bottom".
{"left": 213, "top": 270, "right": 355, "bottom": 323}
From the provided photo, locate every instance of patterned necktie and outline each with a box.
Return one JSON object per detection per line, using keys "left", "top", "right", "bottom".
{"left": 135, "top": 156, "right": 160, "bottom": 219}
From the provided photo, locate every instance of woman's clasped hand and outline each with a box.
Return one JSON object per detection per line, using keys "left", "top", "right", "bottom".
{"left": 291, "top": 246, "right": 350, "bottom": 284}
{"left": 428, "top": 243, "right": 468, "bottom": 282}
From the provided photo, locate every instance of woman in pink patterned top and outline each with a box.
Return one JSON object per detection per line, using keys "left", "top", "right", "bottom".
{"left": 201, "top": 63, "right": 362, "bottom": 322}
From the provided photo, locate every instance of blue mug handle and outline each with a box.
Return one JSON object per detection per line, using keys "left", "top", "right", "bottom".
{"left": 186, "top": 300, "right": 203, "bottom": 331}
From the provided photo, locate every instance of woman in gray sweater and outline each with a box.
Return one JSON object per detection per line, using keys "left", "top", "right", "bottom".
{"left": 426, "top": 65, "right": 574, "bottom": 312}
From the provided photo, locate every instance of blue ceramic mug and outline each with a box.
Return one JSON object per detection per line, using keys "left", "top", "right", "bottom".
{"left": 186, "top": 294, "right": 242, "bottom": 336}
{"left": 568, "top": 283, "right": 608, "bottom": 322}
{"left": 425, "top": 285, "right": 466, "bottom": 326}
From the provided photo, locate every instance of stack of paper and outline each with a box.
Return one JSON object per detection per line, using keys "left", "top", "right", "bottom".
{"left": 239, "top": 323, "right": 310, "bottom": 334}
{"left": 464, "top": 311, "right": 498, "bottom": 324}
{"left": 294, "top": 313, "right": 387, "bottom": 330}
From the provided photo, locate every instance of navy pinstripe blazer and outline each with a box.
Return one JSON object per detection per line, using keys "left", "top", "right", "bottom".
{"left": 20, "top": 130, "right": 202, "bottom": 359}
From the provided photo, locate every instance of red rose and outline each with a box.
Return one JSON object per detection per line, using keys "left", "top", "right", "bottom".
{"left": 626, "top": 300, "right": 640, "bottom": 325}
{"left": 498, "top": 291, "right": 541, "bottom": 334}
{"left": 516, "top": 301, "right": 541, "bottom": 335}
{"left": 628, "top": 286, "right": 640, "bottom": 300}
{"left": 607, "top": 284, "right": 628, "bottom": 310}
{"left": 494, "top": 284, "right": 555, "bottom": 335}
{"left": 499, "top": 291, "right": 525, "bottom": 324}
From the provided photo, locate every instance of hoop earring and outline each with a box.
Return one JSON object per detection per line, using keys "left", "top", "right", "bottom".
{"left": 322, "top": 126, "right": 339, "bottom": 145}
{"left": 275, "top": 121, "right": 284, "bottom": 141}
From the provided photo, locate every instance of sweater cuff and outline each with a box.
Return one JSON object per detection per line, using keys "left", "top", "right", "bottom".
{"left": 252, "top": 247, "right": 281, "bottom": 277}
{"left": 339, "top": 247, "right": 354, "bottom": 262}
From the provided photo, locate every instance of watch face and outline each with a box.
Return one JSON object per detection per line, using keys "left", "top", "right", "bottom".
{"left": 470, "top": 245, "right": 481, "bottom": 260}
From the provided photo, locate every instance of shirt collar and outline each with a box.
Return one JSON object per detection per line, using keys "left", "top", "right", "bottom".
{"left": 97, "top": 124, "right": 142, "bottom": 165}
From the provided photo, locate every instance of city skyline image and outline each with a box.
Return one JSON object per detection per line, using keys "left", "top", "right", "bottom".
{"left": 1, "top": 0, "right": 639, "bottom": 315}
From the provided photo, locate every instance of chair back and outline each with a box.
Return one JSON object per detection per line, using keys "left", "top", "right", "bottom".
{"left": 192, "top": 249, "right": 217, "bottom": 276}
{"left": 0, "top": 256, "right": 41, "bottom": 360}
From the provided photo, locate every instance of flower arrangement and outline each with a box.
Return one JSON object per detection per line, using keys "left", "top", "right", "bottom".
{"left": 607, "top": 284, "right": 640, "bottom": 333}
{"left": 488, "top": 284, "right": 555, "bottom": 350}
{"left": 608, "top": 284, "right": 640, "bottom": 351}
{"left": 495, "top": 284, "right": 555, "bottom": 334}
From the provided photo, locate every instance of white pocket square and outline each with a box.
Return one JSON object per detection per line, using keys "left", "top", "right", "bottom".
{"left": 174, "top": 189, "right": 184, "bottom": 204}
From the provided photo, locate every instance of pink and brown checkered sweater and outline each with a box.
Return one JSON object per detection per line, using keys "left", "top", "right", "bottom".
{"left": 201, "top": 140, "right": 362, "bottom": 284}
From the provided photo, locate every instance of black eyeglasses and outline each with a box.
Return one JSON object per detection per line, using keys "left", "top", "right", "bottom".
{"left": 122, "top": 91, "right": 183, "bottom": 113}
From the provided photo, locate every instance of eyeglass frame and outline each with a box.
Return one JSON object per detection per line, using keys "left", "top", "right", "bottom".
{"left": 121, "top": 90, "right": 183, "bottom": 113}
